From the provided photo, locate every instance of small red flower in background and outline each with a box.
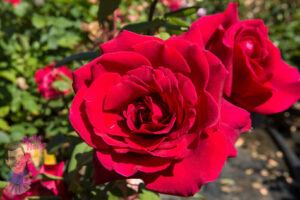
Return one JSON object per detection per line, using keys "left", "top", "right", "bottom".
{"left": 160, "top": 0, "right": 186, "bottom": 11}
{"left": 4, "top": 0, "right": 21, "bottom": 6}
{"left": 35, "top": 63, "right": 72, "bottom": 99}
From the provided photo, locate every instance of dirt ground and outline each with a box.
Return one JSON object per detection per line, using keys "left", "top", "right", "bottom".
{"left": 161, "top": 128, "right": 299, "bottom": 200}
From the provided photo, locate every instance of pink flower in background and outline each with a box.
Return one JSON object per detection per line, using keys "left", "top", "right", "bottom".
{"left": 88, "top": 0, "right": 97, "bottom": 4}
{"left": 4, "top": 0, "right": 21, "bottom": 6}
{"left": 197, "top": 8, "right": 206, "bottom": 17}
{"left": 160, "top": 0, "right": 186, "bottom": 11}
{"left": 35, "top": 63, "right": 72, "bottom": 99}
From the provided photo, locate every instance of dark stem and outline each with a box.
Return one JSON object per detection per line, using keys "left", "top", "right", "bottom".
{"left": 60, "top": 92, "right": 69, "bottom": 110}
{"left": 148, "top": 0, "right": 159, "bottom": 22}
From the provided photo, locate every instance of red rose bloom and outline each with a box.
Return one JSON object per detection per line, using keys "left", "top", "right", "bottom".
{"left": 160, "top": 0, "right": 185, "bottom": 11}
{"left": 4, "top": 0, "right": 21, "bottom": 6}
{"left": 187, "top": 3, "right": 300, "bottom": 114}
{"left": 69, "top": 30, "right": 250, "bottom": 196}
{"left": 35, "top": 63, "right": 72, "bottom": 99}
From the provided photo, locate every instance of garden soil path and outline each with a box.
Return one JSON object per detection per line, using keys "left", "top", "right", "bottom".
{"left": 161, "top": 128, "right": 298, "bottom": 200}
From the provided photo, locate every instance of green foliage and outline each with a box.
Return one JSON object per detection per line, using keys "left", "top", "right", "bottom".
{"left": 139, "top": 187, "right": 161, "bottom": 200}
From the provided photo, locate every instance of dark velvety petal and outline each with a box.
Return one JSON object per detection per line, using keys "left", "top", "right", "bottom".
{"left": 142, "top": 130, "right": 228, "bottom": 197}
{"left": 254, "top": 64, "right": 300, "bottom": 114}
{"left": 194, "top": 91, "right": 219, "bottom": 130}
{"left": 175, "top": 73, "right": 197, "bottom": 105}
{"left": 93, "top": 150, "right": 124, "bottom": 185}
{"left": 72, "top": 58, "right": 103, "bottom": 93}
{"left": 230, "top": 44, "right": 273, "bottom": 109}
{"left": 69, "top": 87, "right": 110, "bottom": 149}
{"left": 204, "top": 50, "right": 228, "bottom": 105}
{"left": 104, "top": 78, "right": 150, "bottom": 112}
{"left": 96, "top": 150, "right": 172, "bottom": 177}
{"left": 124, "top": 136, "right": 166, "bottom": 152}
{"left": 132, "top": 40, "right": 191, "bottom": 73}
{"left": 98, "top": 51, "right": 152, "bottom": 75}
{"left": 83, "top": 72, "right": 127, "bottom": 136}
{"left": 191, "top": 3, "right": 239, "bottom": 45}
{"left": 251, "top": 42, "right": 300, "bottom": 114}
{"left": 100, "top": 30, "right": 162, "bottom": 54}
{"left": 206, "top": 28, "right": 233, "bottom": 96}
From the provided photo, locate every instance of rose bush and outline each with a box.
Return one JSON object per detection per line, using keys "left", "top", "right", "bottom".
{"left": 69, "top": 30, "right": 250, "bottom": 196}
{"left": 187, "top": 3, "right": 300, "bottom": 114}
{"left": 35, "top": 63, "right": 72, "bottom": 99}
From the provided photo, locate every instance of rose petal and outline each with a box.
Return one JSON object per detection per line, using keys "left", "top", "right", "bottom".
{"left": 142, "top": 130, "right": 228, "bottom": 197}
{"left": 132, "top": 40, "right": 191, "bottom": 74}
{"left": 95, "top": 150, "right": 171, "bottom": 177}
{"left": 221, "top": 99, "right": 251, "bottom": 157}
{"left": 100, "top": 30, "right": 162, "bottom": 53}
{"left": 191, "top": 3, "right": 239, "bottom": 45}
{"left": 98, "top": 51, "right": 152, "bottom": 75}
{"left": 69, "top": 86, "right": 110, "bottom": 149}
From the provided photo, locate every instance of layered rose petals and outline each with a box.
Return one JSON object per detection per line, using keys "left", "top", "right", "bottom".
{"left": 69, "top": 30, "right": 250, "bottom": 196}
{"left": 188, "top": 3, "right": 300, "bottom": 114}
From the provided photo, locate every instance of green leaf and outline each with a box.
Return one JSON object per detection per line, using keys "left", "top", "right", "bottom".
{"left": 40, "top": 173, "right": 63, "bottom": 181}
{"left": 57, "top": 34, "right": 81, "bottom": 48}
{"left": 68, "top": 142, "right": 93, "bottom": 174}
{"left": 0, "top": 131, "right": 10, "bottom": 144}
{"left": 47, "top": 134, "right": 67, "bottom": 154}
{"left": 166, "top": 17, "right": 190, "bottom": 27}
{"left": 52, "top": 80, "right": 70, "bottom": 91}
{"left": 55, "top": 51, "right": 101, "bottom": 68}
{"left": 122, "top": 19, "right": 162, "bottom": 34}
{"left": 32, "top": 14, "right": 47, "bottom": 29}
{"left": 155, "top": 32, "right": 171, "bottom": 40}
{"left": 193, "top": 193, "right": 206, "bottom": 200}
{"left": 107, "top": 191, "right": 120, "bottom": 200}
{"left": 22, "top": 93, "right": 39, "bottom": 113}
{"left": 14, "top": 2, "right": 31, "bottom": 17}
{"left": 0, "top": 119, "right": 9, "bottom": 131}
{"left": 98, "top": 0, "right": 121, "bottom": 23}
{"left": 139, "top": 188, "right": 160, "bottom": 200}
{"left": 0, "top": 70, "right": 17, "bottom": 83}
{"left": 0, "top": 181, "right": 8, "bottom": 189}
{"left": 0, "top": 106, "right": 10, "bottom": 117}
{"left": 164, "top": 6, "right": 199, "bottom": 18}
